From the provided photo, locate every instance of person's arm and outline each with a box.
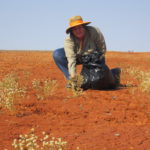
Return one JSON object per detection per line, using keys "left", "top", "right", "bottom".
{"left": 94, "top": 27, "right": 107, "bottom": 55}
{"left": 64, "top": 36, "right": 76, "bottom": 78}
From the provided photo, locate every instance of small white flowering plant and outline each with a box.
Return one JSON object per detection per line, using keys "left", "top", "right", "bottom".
{"left": 12, "top": 128, "right": 68, "bottom": 150}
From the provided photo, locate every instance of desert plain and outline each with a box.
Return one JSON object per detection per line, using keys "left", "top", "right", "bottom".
{"left": 0, "top": 50, "right": 150, "bottom": 150}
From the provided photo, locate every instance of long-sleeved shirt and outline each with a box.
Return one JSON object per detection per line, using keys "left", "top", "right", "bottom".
{"left": 64, "top": 26, "right": 106, "bottom": 76}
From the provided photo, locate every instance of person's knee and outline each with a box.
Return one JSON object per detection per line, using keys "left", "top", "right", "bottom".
{"left": 53, "top": 48, "right": 65, "bottom": 60}
{"left": 53, "top": 50, "right": 58, "bottom": 59}
{"left": 53, "top": 50, "right": 62, "bottom": 62}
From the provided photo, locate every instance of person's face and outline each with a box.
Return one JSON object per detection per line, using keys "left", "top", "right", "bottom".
{"left": 71, "top": 25, "right": 86, "bottom": 39}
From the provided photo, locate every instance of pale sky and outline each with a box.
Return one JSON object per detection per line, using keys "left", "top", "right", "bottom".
{"left": 0, "top": 0, "right": 150, "bottom": 52}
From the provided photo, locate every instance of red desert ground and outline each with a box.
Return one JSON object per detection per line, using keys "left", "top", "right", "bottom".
{"left": 0, "top": 50, "right": 150, "bottom": 150}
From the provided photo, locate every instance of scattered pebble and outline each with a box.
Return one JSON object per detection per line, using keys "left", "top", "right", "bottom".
{"left": 112, "top": 96, "right": 117, "bottom": 100}
{"left": 114, "top": 133, "right": 120, "bottom": 137}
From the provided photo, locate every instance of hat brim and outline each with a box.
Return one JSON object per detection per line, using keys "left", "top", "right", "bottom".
{"left": 66, "top": 22, "right": 91, "bottom": 34}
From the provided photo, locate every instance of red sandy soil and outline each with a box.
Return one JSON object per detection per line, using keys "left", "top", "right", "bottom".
{"left": 0, "top": 51, "right": 150, "bottom": 150}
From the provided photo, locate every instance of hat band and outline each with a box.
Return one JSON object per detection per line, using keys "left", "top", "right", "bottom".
{"left": 70, "top": 20, "right": 83, "bottom": 27}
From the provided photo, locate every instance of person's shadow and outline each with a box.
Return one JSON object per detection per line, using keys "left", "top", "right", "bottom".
{"left": 82, "top": 83, "right": 137, "bottom": 91}
{"left": 100, "top": 83, "right": 137, "bottom": 91}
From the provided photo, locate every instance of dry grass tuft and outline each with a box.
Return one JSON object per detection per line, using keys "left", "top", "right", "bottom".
{"left": 68, "top": 75, "right": 84, "bottom": 97}
{"left": 122, "top": 67, "right": 150, "bottom": 93}
{"left": 0, "top": 73, "right": 26, "bottom": 110}
{"left": 32, "top": 79, "right": 57, "bottom": 100}
{"left": 139, "top": 74, "right": 150, "bottom": 93}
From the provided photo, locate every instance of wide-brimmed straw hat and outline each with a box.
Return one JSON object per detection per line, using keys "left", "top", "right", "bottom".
{"left": 66, "top": 16, "right": 91, "bottom": 34}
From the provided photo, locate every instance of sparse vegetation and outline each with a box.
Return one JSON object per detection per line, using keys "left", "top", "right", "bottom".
{"left": 32, "top": 79, "right": 57, "bottom": 100}
{"left": 12, "top": 128, "right": 68, "bottom": 150}
{"left": 0, "top": 73, "right": 26, "bottom": 110}
{"left": 122, "top": 67, "right": 150, "bottom": 93}
{"left": 0, "top": 73, "right": 58, "bottom": 110}
{"left": 140, "top": 75, "right": 150, "bottom": 93}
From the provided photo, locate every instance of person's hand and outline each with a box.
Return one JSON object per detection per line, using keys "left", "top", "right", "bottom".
{"left": 70, "top": 73, "right": 76, "bottom": 79}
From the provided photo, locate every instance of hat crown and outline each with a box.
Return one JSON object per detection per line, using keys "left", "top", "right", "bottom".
{"left": 69, "top": 16, "right": 83, "bottom": 23}
{"left": 69, "top": 16, "right": 83, "bottom": 26}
